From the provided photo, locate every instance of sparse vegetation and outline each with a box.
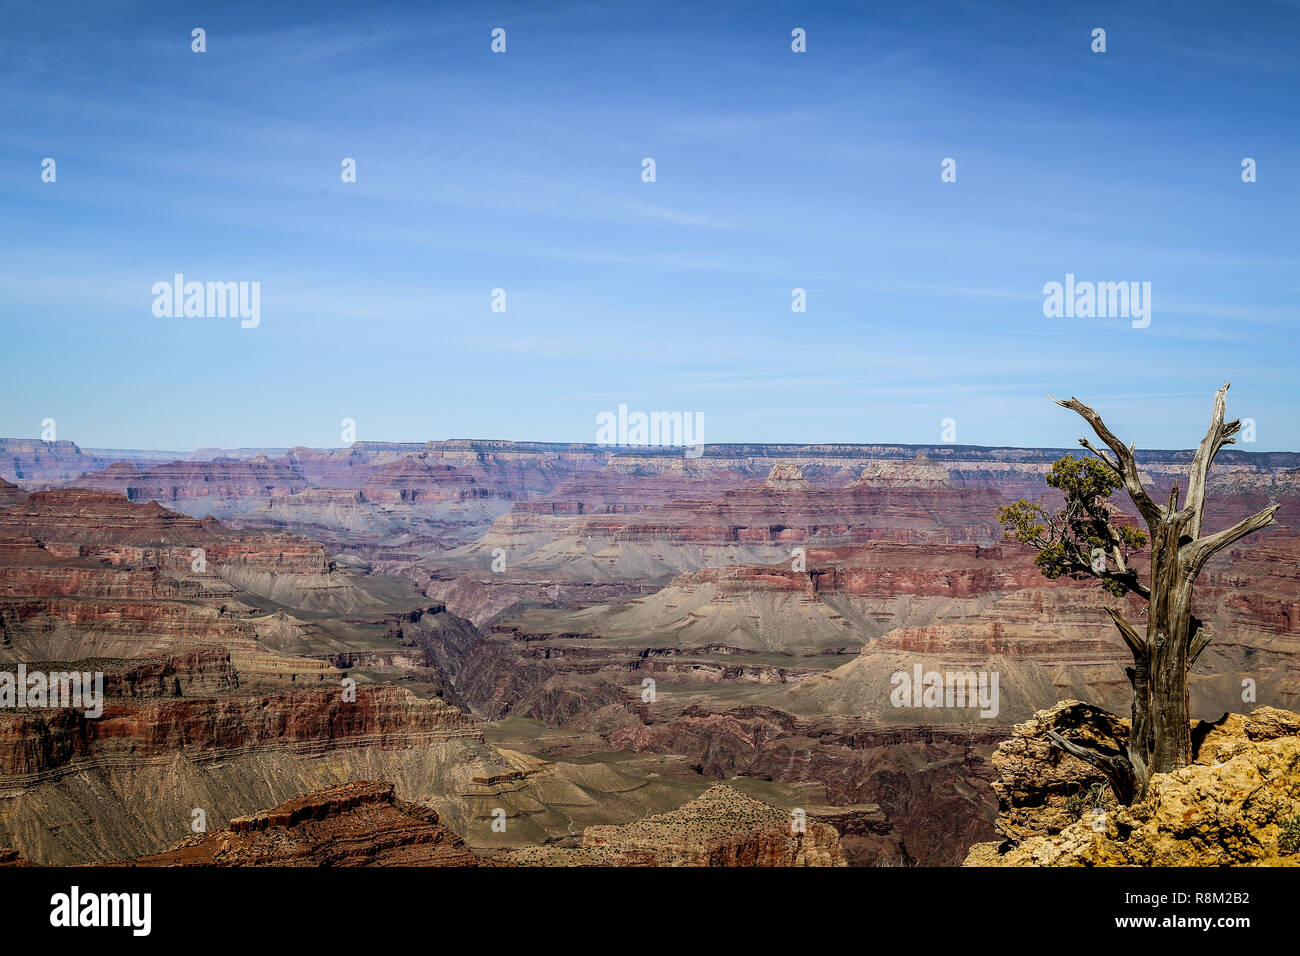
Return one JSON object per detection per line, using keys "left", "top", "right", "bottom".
{"left": 1065, "top": 782, "right": 1112, "bottom": 820}
{"left": 1278, "top": 814, "right": 1300, "bottom": 855}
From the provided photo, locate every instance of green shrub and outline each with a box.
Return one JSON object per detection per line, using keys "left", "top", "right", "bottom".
{"left": 1065, "top": 782, "right": 1111, "bottom": 820}
{"left": 1278, "top": 814, "right": 1300, "bottom": 855}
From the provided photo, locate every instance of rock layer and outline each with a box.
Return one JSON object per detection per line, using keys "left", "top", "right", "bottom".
{"left": 130, "top": 782, "right": 477, "bottom": 866}
{"left": 497, "top": 784, "right": 846, "bottom": 866}
{"left": 965, "top": 703, "right": 1300, "bottom": 866}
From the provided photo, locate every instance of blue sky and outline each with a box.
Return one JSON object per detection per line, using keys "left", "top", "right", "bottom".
{"left": 1, "top": 0, "right": 1297, "bottom": 451}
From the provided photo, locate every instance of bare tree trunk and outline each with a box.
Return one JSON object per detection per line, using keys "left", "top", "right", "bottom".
{"left": 1146, "top": 612, "right": 1191, "bottom": 774}
{"left": 1105, "top": 607, "right": 1151, "bottom": 796}
{"left": 1144, "top": 510, "right": 1193, "bottom": 776}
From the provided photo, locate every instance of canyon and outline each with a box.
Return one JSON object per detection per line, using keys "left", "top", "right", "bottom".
{"left": 0, "top": 437, "right": 1296, "bottom": 865}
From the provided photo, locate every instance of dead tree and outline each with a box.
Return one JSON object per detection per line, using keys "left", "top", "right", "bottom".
{"left": 998, "top": 382, "right": 1278, "bottom": 801}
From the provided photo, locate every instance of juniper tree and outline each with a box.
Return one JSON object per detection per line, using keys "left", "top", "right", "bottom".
{"left": 998, "top": 383, "right": 1278, "bottom": 801}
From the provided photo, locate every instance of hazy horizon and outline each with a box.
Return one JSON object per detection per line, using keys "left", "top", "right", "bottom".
{"left": 4, "top": 428, "right": 1297, "bottom": 458}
